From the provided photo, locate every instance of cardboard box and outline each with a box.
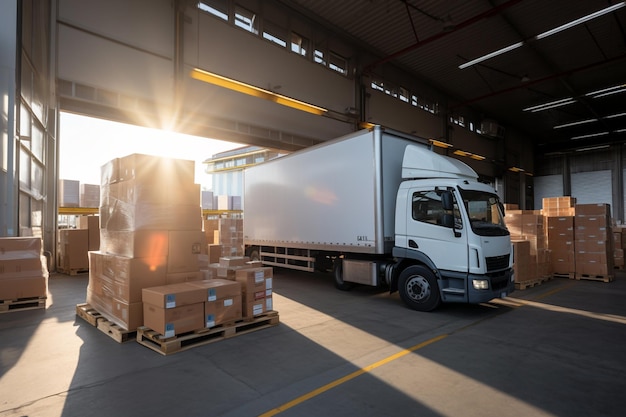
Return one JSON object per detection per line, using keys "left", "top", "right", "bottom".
{"left": 235, "top": 267, "right": 273, "bottom": 294}
{"left": 58, "top": 229, "right": 89, "bottom": 270}
{"left": 204, "top": 294, "right": 242, "bottom": 327}
{"left": 0, "top": 236, "right": 43, "bottom": 258}
{"left": 77, "top": 215, "right": 100, "bottom": 251}
{"left": 243, "top": 296, "right": 273, "bottom": 317}
{"left": 86, "top": 288, "right": 143, "bottom": 330}
{"left": 575, "top": 203, "right": 611, "bottom": 217}
{"left": 167, "top": 231, "right": 204, "bottom": 273}
{"left": 89, "top": 252, "right": 168, "bottom": 303}
{"left": 99, "top": 202, "right": 202, "bottom": 232}
{"left": 143, "top": 302, "right": 204, "bottom": 337}
{"left": 207, "top": 244, "right": 222, "bottom": 264}
{"left": 79, "top": 184, "right": 100, "bottom": 208}
{"left": 575, "top": 252, "right": 613, "bottom": 276}
{"left": 58, "top": 179, "right": 79, "bottom": 207}
{"left": 219, "top": 256, "right": 250, "bottom": 267}
{"left": 116, "top": 154, "right": 195, "bottom": 186}
{"left": 0, "top": 276, "right": 47, "bottom": 300}
{"left": 142, "top": 282, "right": 207, "bottom": 309}
{"left": 105, "top": 180, "right": 200, "bottom": 206}
{"left": 187, "top": 279, "right": 242, "bottom": 301}
{"left": 0, "top": 257, "right": 48, "bottom": 277}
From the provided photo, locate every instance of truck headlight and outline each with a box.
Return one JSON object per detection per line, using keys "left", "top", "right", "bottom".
{"left": 472, "top": 279, "right": 489, "bottom": 290}
{"left": 510, "top": 272, "right": 515, "bottom": 282}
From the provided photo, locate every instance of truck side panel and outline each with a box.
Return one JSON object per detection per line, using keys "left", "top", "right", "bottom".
{"left": 243, "top": 128, "right": 427, "bottom": 254}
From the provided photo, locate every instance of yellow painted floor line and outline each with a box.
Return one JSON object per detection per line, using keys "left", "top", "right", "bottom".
{"left": 258, "top": 334, "right": 448, "bottom": 417}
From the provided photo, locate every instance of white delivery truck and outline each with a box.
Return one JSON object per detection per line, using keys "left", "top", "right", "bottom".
{"left": 243, "top": 126, "right": 514, "bottom": 311}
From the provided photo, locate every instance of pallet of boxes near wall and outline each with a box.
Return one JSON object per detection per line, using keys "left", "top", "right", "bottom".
{"left": 75, "top": 303, "right": 137, "bottom": 343}
{"left": 136, "top": 257, "right": 278, "bottom": 355}
{"left": 0, "top": 236, "right": 49, "bottom": 313}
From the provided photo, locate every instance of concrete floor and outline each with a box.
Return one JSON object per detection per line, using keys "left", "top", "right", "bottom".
{"left": 1, "top": 268, "right": 625, "bottom": 417}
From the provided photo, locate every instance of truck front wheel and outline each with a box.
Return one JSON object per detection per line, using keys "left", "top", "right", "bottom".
{"left": 398, "top": 265, "right": 441, "bottom": 311}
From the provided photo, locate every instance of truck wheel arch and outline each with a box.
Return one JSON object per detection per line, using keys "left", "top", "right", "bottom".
{"left": 390, "top": 248, "right": 441, "bottom": 292}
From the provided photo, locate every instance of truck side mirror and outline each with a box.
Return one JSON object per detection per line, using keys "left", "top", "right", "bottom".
{"left": 441, "top": 191, "right": 454, "bottom": 211}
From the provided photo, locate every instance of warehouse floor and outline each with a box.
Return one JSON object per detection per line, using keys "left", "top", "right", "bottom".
{"left": 1, "top": 269, "right": 625, "bottom": 417}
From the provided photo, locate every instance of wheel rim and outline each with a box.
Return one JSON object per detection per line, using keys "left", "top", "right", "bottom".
{"left": 406, "top": 275, "right": 430, "bottom": 302}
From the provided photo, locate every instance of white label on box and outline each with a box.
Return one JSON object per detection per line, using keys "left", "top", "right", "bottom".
{"left": 223, "top": 298, "right": 233, "bottom": 307}
{"left": 254, "top": 270, "right": 265, "bottom": 283}
{"left": 265, "top": 278, "right": 272, "bottom": 289}
{"left": 266, "top": 298, "right": 273, "bottom": 311}
{"left": 166, "top": 294, "right": 176, "bottom": 308}
{"left": 208, "top": 288, "right": 217, "bottom": 302}
{"left": 206, "top": 314, "right": 215, "bottom": 328}
{"left": 252, "top": 303, "right": 264, "bottom": 315}
{"left": 164, "top": 323, "right": 175, "bottom": 338}
{"left": 265, "top": 289, "right": 272, "bottom": 297}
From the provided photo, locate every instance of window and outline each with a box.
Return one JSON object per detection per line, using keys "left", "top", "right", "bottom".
{"left": 314, "top": 49, "right": 326, "bottom": 65}
{"left": 263, "top": 22, "right": 287, "bottom": 47}
{"left": 234, "top": 5, "right": 257, "bottom": 34}
{"left": 371, "top": 80, "right": 384, "bottom": 92}
{"left": 412, "top": 189, "right": 462, "bottom": 229}
{"left": 329, "top": 51, "right": 347, "bottom": 75}
{"left": 399, "top": 87, "right": 410, "bottom": 103}
{"left": 198, "top": 0, "right": 228, "bottom": 21}
{"left": 291, "top": 33, "right": 308, "bottom": 56}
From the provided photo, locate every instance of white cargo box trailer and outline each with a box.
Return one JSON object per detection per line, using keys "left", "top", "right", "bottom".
{"left": 243, "top": 129, "right": 422, "bottom": 256}
{"left": 244, "top": 126, "right": 514, "bottom": 311}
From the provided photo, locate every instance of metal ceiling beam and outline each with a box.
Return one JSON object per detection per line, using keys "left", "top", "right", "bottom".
{"left": 364, "top": 0, "right": 524, "bottom": 73}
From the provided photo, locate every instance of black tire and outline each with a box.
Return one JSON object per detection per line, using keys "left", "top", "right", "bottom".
{"left": 248, "top": 247, "right": 260, "bottom": 262}
{"left": 397, "top": 265, "right": 441, "bottom": 311}
{"left": 333, "top": 258, "right": 354, "bottom": 290}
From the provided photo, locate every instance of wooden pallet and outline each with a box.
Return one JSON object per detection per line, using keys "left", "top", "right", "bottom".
{"left": 136, "top": 311, "right": 280, "bottom": 355}
{"left": 0, "top": 296, "right": 46, "bottom": 313}
{"left": 515, "top": 275, "right": 552, "bottom": 290}
{"left": 575, "top": 273, "right": 614, "bottom": 283}
{"left": 553, "top": 272, "right": 575, "bottom": 280}
{"left": 75, "top": 303, "right": 136, "bottom": 343}
{"left": 58, "top": 267, "right": 89, "bottom": 276}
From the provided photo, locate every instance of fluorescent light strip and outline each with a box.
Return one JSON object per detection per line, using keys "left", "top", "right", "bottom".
{"left": 571, "top": 131, "right": 609, "bottom": 140}
{"left": 605, "top": 112, "right": 626, "bottom": 119}
{"left": 523, "top": 98, "right": 576, "bottom": 112}
{"left": 535, "top": 2, "right": 626, "bottom": 40}
{"left": 576, "top": 145, "right": 610, "bottom": 152}
{"left": 458, "top": 42, "right": 524, "bottom": 69}
{"left": 553, "top": 119, "right": 598, "bottom": 129}
{"left": 592, "top": 88, "right": 626, "bottom": 99}
{"left": 616, "top": 128, "right": 626, "bottom": 133}
{"left": 190, "top": 68, "right": 327, "bottom": 116}
{"left": 585, "top": 84, "right": 626, "bottom": 96}
{"left": 459, "top": 2, "right": 626, "bottom": 69}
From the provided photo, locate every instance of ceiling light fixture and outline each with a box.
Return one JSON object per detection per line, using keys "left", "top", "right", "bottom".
{"left": 453, "top": 150, "right": 472, "bottom": 157}
{"left": 575, "top": 145, "right": 610, "bottom": 152}
{"left": 553, "top": 119, "right": 598, "bottom": 129}
{"left": 591, "top": 87, "right": 626, "bottom": 99}
{"left": 615, "top": 128, "right": 626, "bottom": 133}
{"left": 571, "top": 131, "right": 609, "bottom": 140}
{"left": 523, "top": 97, "right": 576, "bottom": 112}
{"left": 605, "top": 112, "right": 626, "bottom": 119}
{"left": 535, "top": 2, "right": 626, "bottom": 40}
{"left": 459, "top": 2, "right": 626, "bottom": 69}
{"left": 190, "top": 68, "right": 327, "bottom": 116}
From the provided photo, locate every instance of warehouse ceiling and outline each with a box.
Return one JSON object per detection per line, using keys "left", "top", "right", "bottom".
{"left": 282, "top": 0, "right": 626, "bottom": 153}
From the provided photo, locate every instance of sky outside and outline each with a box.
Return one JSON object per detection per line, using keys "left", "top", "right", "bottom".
{"left": 59, "top": 112, "right": 242, "bottom": 189}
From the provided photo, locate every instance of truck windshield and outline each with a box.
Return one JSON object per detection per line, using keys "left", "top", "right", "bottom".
{"left": 458, "top": 187, "right": 509, "bottom": 236}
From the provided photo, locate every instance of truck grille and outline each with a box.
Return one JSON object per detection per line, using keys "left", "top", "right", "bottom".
{"left": 486, "top": 254, "right": 509, "bottom": 272}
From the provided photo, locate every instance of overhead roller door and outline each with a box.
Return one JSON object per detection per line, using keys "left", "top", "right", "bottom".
{"left": 571, "top": 170, "right": 612, "bottom": 211}
{"left": 533, "top": 175, "right": 563, "bottom": 210}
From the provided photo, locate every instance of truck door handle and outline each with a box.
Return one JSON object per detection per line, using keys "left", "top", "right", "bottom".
{"left": 409, "top": 240, "right": 418, "bottom": 248}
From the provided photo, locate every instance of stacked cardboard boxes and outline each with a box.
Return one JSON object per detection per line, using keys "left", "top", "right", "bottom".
{"left": 87, "top": 154, "right": 205, "bottom": 330}
{"left": 58, "top": 179, "right": 80, "bottom": 207}
{"left": 79, "top": 184, "right": 100, "bottom": 208}
{"left": 574, "top": 204, "right": 613, "bottom": 277}
{"left": 204, "top": 217, "right": 244, "bottom": 257}
{"left": 543, "top": 197, "right": 577, "bottom": 276}
{"left": 506, "top": 210, "right": 551, "bottom": 282}
{"left": 0, "top": 237, "right": 48, "bottom": 302}
{"left": 235, "top": 267, "right": 273, "bottom": 317}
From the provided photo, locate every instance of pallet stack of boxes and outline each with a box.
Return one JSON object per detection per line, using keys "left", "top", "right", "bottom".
{"left": 0, "top": 237, "right": 49, "bottom": 308}
{"left": 204, "top": 217, "right": 244, "bottom": 258}
{"left": 140, "top": 256, "right": 273, "bottom": 338}
{"left": 574, "top": 203, "right": 614, "bottom": 278}
{"left": 543, "top": 197, "right": 576, "bottom": 277}
{"left": 87, "top": 153, "right": 205, "bottom": 330}
{"left": 505, "top": 209, "right": 551, "bottom": 285}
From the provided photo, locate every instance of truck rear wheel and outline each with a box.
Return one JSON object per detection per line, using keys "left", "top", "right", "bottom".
{"left": 333, "top": 259, "right": 354, "bottom": 291}
{"left": 398, "top": 265, "right": 441, "bottom": 311}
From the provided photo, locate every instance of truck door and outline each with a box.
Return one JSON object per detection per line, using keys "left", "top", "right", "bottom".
{"left": 406, "top": 188, "right": 469, "bottom": 275}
